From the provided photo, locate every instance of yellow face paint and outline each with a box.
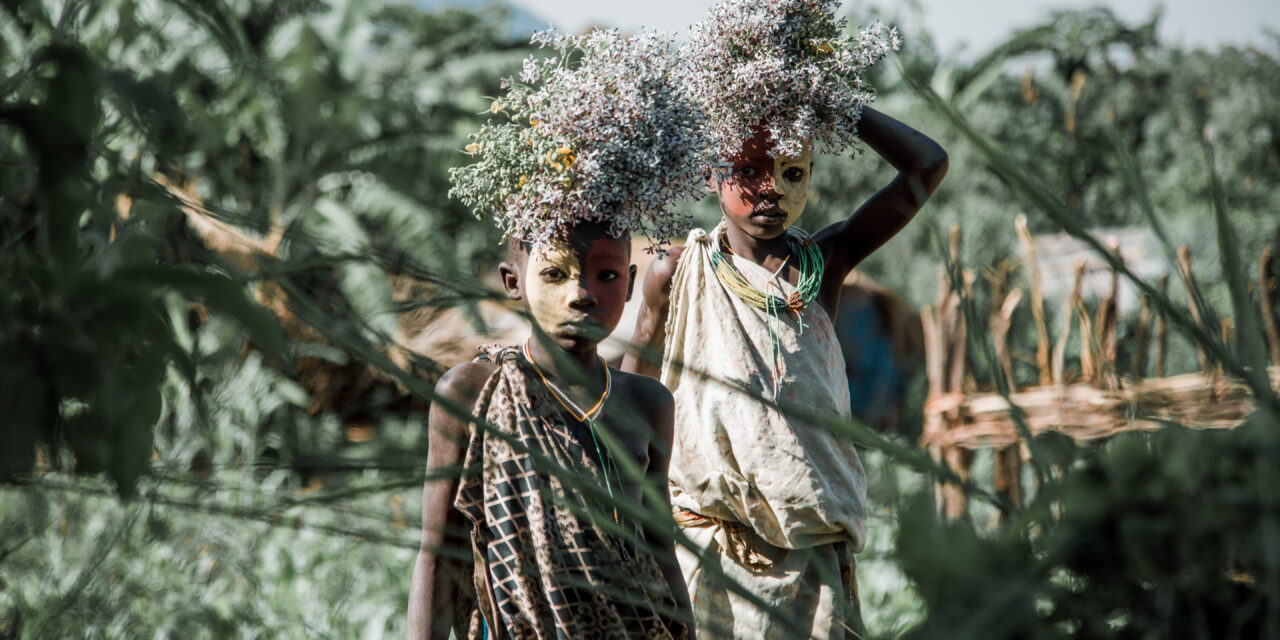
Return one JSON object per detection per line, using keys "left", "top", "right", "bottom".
{"left": 523, "top": 242, "right": 585, "bottom": 336}
{"left": 773, "top": 144, "right": 812, "bottom": 229}
{"left": 716, "top": 132, "right": 813, "bottom": 238}
{"left": 520, "top": 236, "right": 631, "bottom": 349}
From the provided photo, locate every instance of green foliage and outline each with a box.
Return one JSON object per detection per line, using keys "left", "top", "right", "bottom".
{"left": 0, "top": 0, "right": 532, "bottom": 491}
{"left": 2, "top": 2, "right": 1280, "bottom": 639}
{"left": 813, "top": 9, "right": 1280, "bottom": 345}
{"left": 1, "top": 0, "right": 535, "bottom": 634}
{"left": 0, "top": 462, "right": 420, "bottom": 638}
{"left": 0, "top": 10, "right": 287, "bottom": 493}
{"left": 876, "top": 10, "right": 1280, "bottom": 638}
{"left": 897, "top": 419, "right": 1280, "bottom": 639}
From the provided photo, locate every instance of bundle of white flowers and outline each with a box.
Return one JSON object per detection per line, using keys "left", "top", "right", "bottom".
{"left": 449, "top": 28, "right": 710, "bottom": 250}
{"left": 680, "top": 0, "right": 901, "bottom": 161}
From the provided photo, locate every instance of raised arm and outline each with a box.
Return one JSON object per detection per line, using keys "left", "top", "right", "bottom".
{"left": 814, "top": 107, "right": 948, "bottom": 307}
{"left": 407, "top": 362, "right": 492, "bottom": 640}
{"left": 620, "top": 246, "right": 684, "bottom": 379}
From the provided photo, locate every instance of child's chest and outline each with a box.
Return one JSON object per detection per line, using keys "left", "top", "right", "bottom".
{"left": 564, "top": 413, "right": 649, "bottom": 470}
{"left": 550, "top": 409, "right": 651, "bottom": 502}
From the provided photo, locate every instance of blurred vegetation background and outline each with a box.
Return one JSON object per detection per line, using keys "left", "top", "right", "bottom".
{"left": 1, "top": 0, "right": 1277, "bottom": 638}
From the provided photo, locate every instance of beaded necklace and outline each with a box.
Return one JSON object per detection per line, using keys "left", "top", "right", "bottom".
{"left": 711, "top": 225, "right": 824, "bottom": 322}
{"left": 521, "top": 338, "right": 622, "bottom": 524}
{"left": 710, "top": 224, "right": 825, "bottom": 394}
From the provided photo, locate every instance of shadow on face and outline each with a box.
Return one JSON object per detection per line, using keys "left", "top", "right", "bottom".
{"left": 712, "top": 127, "right": 813, "bottom": 239}
{"left": 499, "top": 221, "right": 636, "bottom": 352}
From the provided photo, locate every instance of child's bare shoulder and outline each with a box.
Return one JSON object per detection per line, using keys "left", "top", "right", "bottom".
{"left": 610, "top": 368, "right": 675, "bottom": 420}
{"left": 640, "top": 245, "right": 686, "bottom": 300}
{"left": 434, "top": 360, "right": 499, "bottom": 404}
{"left": 427, "top": 360, "right": 499, "bottom": 447}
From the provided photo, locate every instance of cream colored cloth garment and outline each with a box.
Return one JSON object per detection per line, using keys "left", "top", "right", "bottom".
{"left": 661, "top": 223, "right": 867, "bottom": 551}
{"left": 676, "top": 520, "right": 861, "bottom": 640}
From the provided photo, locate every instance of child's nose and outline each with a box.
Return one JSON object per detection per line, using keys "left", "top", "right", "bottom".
{"left": 759, "top": 176, "right": 783, "bottom": 201}
{"left": 569, "top": 280, "right": 596, "bottom": 308}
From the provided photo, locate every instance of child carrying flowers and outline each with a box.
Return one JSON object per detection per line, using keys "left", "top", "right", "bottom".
{"left": 408, "top": 28, "right": 709, "bottom": 640}
{"left": 622, "top": 1, "right": 948, "bottom": 638}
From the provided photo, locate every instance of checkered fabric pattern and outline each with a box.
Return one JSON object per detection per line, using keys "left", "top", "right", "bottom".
{"left": 454, "top": 345, "right": 688, "bottom": 640}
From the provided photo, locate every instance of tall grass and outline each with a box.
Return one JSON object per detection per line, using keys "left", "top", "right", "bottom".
{"left": 3, "top": 2, "right": 1279, "bottom": 639}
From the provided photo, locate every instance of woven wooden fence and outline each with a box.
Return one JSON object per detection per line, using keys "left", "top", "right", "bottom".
{"left": 920, "top": 218, "right": 1280, "bottom": 519}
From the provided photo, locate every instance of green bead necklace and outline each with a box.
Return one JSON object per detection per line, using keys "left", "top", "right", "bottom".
{"left": 711, "top": 225, "right": 824, "bottom": 325}
{"left": 710, "top": 225, "right": 825, "bottom": 393}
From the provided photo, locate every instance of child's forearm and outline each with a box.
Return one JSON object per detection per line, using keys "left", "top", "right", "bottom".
{"left": 660, "top": 550, "right": 695, "bottom": 639}
{"left": 622, "top": 301, "right": 667, "bottom": 378}
{"left": 622, "top": 246, "right": 683, "bottom": 379}
{"left": 811, "top": 107, "right": 948, "bottom": 299}
{"left": 407, "top": 548, "right": 449, "bottom": 640}
{"left": 409, "top": 364, "right": 486, "bottom": 640}
{"left": 857, "top": 106, "right": 948, "bottom": 186}
{"left": 409, "top": 476, "right": 466, "bottom": 640}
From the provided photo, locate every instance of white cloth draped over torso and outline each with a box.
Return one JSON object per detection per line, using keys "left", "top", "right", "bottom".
{"left": 661, "top": 224, "right": 867, "bottom": 552}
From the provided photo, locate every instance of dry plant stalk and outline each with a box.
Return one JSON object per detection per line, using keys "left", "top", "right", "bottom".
{"left": 1261, "top": 247, "right": 1280, "bottom": 366}
{"left": 1016, "top": 216, "right": 1053, "bottom": 385}
{"left": 1156, "top": 274, "right": 1169, "bottom": 377}
{"left": 1134, "top": 291, "right": 1153, "bottom": 378}
{"left": 1178, "top": 245, "right": 1211, "bottom": 372}
{"left": 920, "top": 233, "right": 1280, "bottom": 520}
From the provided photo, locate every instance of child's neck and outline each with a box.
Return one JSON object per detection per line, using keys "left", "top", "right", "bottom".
{"left": 525, "top": 334, "right": 605, "bottom": 385}
{"left": 722, "top": 222, "right": 791, "bottom": 268}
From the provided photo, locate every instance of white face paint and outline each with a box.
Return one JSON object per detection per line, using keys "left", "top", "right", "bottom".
{"left": 520, "top": 236, "right": 631, "bottom": 350}
{"left": 717, "top": 132, "right": 813, "bottom": 238}
{"left": 773, "top": 145, "right": 813, "bottom": 229}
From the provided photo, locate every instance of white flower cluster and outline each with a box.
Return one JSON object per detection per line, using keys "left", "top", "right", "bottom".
{"left": 449, "top": 28, "right": 711, "bottom": 250}
{"left": 680, "top": 0, "right": 901, "bottom": 161}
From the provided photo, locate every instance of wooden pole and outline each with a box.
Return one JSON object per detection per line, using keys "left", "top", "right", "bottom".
{"left": 921, "top": 304, "right": 950, "bottom": 515}
{"left": 1075, "top": 277, "right": 1098, "bottom": 383}
{"left": 1156, "top": 274, "right": 1169, "bottom": 378}
{"left": 1260, "top": 247, "right": 1280, "bottom": 367}
{"left": 990, "top": 289, "right": 1023, "bottom": 391}
{"left": 938, "top": 224, "right": 972, "bottom": 520}
{"left": 1178, "top": 245, "right": 1212, "bottom": 372}
{"left": 1016, "top": 216, "right": 1052, "bottom": 385}
{"left": 1220, "top": 318, "right": 1235, "bottom": 379}
{"left": 990, "top": 284, "right": 1024, "bottom": 515}
{"left": 1053, "top": 261, "right": 1086, "bottom": 385}
{"left": 1134, "top": 292, "right": 1152, "bottom": 379}
{"left": 1095, "top": 242, "right": 1121, "bottom": 388}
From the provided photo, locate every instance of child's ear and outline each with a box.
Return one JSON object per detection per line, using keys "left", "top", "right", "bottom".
{"left": 498, "top": 262, "right": 522, "bottom": 301}
{"left": 703, "top": 168, "right": 718, "bottom": 194}
{"left": 625, "top": 264, "right": 638, "bottom": 302}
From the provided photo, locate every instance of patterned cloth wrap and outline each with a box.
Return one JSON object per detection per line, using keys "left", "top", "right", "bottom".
{"left": 661, "top": 224, "right": 868, "bottom": 639}
{"left": 454, "top": 345, "right": 688, "bottom": 640}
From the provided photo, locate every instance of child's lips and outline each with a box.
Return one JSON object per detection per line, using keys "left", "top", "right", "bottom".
{"left": 750, "top": 208, "right": 786, "bottom": 224}
{"left": 561, "top": 316, "right": 602, "bottom": 330}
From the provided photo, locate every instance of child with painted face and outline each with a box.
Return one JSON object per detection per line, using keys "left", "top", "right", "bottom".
{"left": 621, "top": 2, "right": 947, "bottom": 639}
{"left": 408, "top": 28, "right": 706, "bottom": 640}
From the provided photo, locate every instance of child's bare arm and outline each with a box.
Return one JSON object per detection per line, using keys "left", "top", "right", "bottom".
{"left": 634, "top": 375, "right": 695, "bottom": 637}
{"left": 814, "top": 107, "right": 948, "bottom": 308}
{"left": 621, "top": 246, "right": 684, "bottom": 379}
{"left": 407, "top": 362, "right": 493, "bottom": 640}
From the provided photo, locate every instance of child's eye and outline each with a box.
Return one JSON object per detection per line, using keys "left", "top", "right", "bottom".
{"left": 540, "top": 268, "right": 566, "bottom": 282}
{"left": 737, "top": 166, "right": 758, "bottom": 178}
{"left": 598, "top": 270, "right": 619, "bottom": 282}
{"left": 783, "top": 167, "right": 806, "bottom": 182}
